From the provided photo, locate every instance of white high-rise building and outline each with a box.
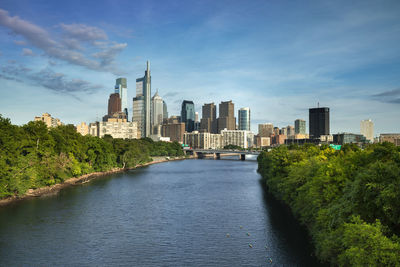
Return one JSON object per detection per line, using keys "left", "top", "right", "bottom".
{"left": 361, "top": 119, "right": 374, "bottom": 142}
{"left": 151, "top": 91, "right": 164, "bottom": 127}
{"left": 221, "top": 129, "right": 254, "bottom": 148}
{"left": 115, "top": 78, "right": 128, "bottom": 118}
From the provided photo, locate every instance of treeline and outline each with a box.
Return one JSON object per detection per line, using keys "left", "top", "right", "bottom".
{"left": 0, "top": 115, "right": 183, "bottom": 199}
{"left": 257, "top": 143, "right": 400, "bottom": 266}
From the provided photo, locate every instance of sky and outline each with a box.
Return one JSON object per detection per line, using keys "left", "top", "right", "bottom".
{"left": 0, "top": 0, "right": 399, "bottom": 135}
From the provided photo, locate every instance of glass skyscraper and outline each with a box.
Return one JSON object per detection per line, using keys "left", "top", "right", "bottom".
{"left": 115, "top": 78, "right": 128, "bottom": 118}
{"left": 133, "top": 61, "right": 151, "bottom": 137}
{"left": 181, "top": 100, "right": 195, "bottom": 132}
{"left": 309, "top": 107, "right": 330, "bottom": 138}
{"left": 238, "top": 107, "right": 250, "bottom": 131}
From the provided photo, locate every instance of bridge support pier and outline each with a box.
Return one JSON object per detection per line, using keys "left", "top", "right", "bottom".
{"left": 240, "top": 154, "right": 246, "bottom": 161}
{"left": 215, "top": 153, "right": 221, "bottom": 160}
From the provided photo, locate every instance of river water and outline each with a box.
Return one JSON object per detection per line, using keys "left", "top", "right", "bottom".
{"left": 0, "top": 158, "right": 321, "bottom": 266}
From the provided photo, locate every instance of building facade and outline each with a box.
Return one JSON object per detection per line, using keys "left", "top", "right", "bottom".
{"left": 217, "top": 100, "right": 236, "bottom": 133}
{"left": 238, "top": 107, "right": 250, "bottom": 131}
{"left": 255, "top": 136, "right": 271, "bottom": 148}
{"left": 200, "top": 102, "right": 217, "bottom": 133}
{"left": 360, "top": 119, "right": 374, "bottom": 142}
{"left": 161, "top": 122, "right": 185, "bottom": 143}
{"left": 333, "top": 133, "right": 368, "bottom": 145}
{"left": 98, "top": 121, "right": 138, "bottom": 139}
{"left": 76, "top": 122, "right": 89, "bottom": 136}
{"left": 108, "top": 93, "right": 121, "bottom": 116}
{"left": 34, "top": 113, "right": 63, "bottom": 128}
{"left": 286, "top": 125, "right": 295, "bottom": 138}
{"left": 163, "top": 101, "right": 168, "bottom": 120}
{"left": 115, "top": 78, "right": 128, "bottom": 118}
{"left": 258, "top": 123, "right": 274, "bottom": 137}
{"left": 183, "top": 131, "right": 223, "bottom": 149}
{"left": 379, "top": 133, "right": 400, "bottom": 146}
{"left": 181, "top": 100, "right": 195, "bottom": 132}
{"left": 295, "top": 119, "right": 306, "bottom": 134}
{"left": 221, "top": 129, "right": 254, "bottom": 148}
{"left": 309, "top": 107, "right": 330, "bottom": 139}
{"left": 151, "top": 92, "right": 164, "bottom": 129}
{"left": 134, "top": 61, "right": 151, "bottom": 137}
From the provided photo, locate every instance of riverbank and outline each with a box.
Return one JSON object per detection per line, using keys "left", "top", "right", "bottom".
{"left": 0, "top": 155, "right": 194, "bottom": 207}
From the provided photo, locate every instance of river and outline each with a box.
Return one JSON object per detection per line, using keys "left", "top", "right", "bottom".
{"left": 0, "top": 158, "right": 321, "bottom": 266}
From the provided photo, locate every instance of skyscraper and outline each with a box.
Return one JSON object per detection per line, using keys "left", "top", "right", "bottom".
{"left": 200, "top": 102, "right": 217, "bottom": 133}
{"left": 133, "top": 61, "right": 151, "bottom": 137}
{"left": 238, "top": 107, "right": 250, "bottom": 131}
{"left": 295, "top": 119, "right": 306, "bottom": 134}
{"left": 151, "top": 91, "right": 164, "bottom": 127}
{"left": 108, "top": 93, "right": 121, "bottom": 116}
{"left": 217, "top": 100, "right": 236, "bottom": 133}
{"left": 115, "top": 78, "right": 128, "bottom": 118}
{"left": 163, "top": 100, "right": 168, "bottom": 120}
{"left": 360, "top": 119, "right": 374, "bottom": 142}
{"left": 181, "top": 100, "right": 195, "bottom": 132}
{"left": 309, "top": 107, "right": 330, "bottom": 138}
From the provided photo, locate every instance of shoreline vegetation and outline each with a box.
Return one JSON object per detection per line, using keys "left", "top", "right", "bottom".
{"left": 0, "top": 115, "right": 187, "bottom": 206}
{"left": 257, "top": 143, "right": 400, "bottom": 266}
{"left": 0, "top": 155, "right": 192, "bottom": 206}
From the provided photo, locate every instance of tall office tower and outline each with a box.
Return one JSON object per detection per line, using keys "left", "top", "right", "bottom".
{"left": 195, "top": 112, "right": 199, "bottom": 122}
{"left": 217, "top": 100, "right": 236, "bottom": 133}
{"left": 108, "top": 93, "right": 121, "bottom": 116}
{"left": 200, "top": 102, "right": 217, "bottom": 133}
{"left": 151, "top": 92, "right": 164, "bottom": 127}
{"left": 115, "top": 78, "right": 128, "bottom": 118}
{"left": 309, "top": 107, "right": 330, "bottom": 138}
{"left": 134, "top": 61, "right": 151, "bottom": 137}
{"left": 181, "top": 100, "right": 195, "bottom": 132}
{"left": 163, "top": 100, "right": 168, "bottom": 120}
{"left": 360, "top": 119, "right": 374, "bottom": 142}
{"left": 258, "top": 123, "right": 274, "bottom": 137}
{"left": 295, "top": 119, "right": 306, "bottom": 134}
{"left": 238, "top": 107, "right": 250, "bottom": 131}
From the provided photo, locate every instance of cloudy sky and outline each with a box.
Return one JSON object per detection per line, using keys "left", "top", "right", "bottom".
{"left": 0, "top": 0, "right": 399, "bottom": 135}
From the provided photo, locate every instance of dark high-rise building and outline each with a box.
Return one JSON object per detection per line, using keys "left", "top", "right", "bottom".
{"left": 309, "top": 107, "right": 330, "bottom": 138}
{"left": 108, "top": 93, "right": 121, "bottom": 116}
{"left": 181, "top": 100, "right": 195, "bottom": 132}
{"left": 217, "top": 100, "right": 236, "bottom": 133}
{"left": 200, "top": 102, "right": 217, "bottom": 133}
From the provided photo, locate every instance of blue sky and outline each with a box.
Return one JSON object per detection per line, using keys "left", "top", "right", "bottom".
{"left": 0, "top": 0, "right": 399, "bottom": 135}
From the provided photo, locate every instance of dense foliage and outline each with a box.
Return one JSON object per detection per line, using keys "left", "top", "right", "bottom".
{"left": 257, "top": 143, "right": 400, "bottom": 266}
{"left": 223, "top": 144, "right": 243, "bottom": 150}
{"left": 0, "top": 115, "right": 183, "bottom": 199}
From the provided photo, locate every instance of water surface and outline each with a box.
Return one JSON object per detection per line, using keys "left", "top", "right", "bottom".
{"left": 0, "top": 159, "right": 320, "bottom": 266}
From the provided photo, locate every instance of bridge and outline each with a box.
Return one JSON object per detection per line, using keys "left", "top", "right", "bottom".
{"left": 185, "top": 149, "right": 260, "bottom": 160}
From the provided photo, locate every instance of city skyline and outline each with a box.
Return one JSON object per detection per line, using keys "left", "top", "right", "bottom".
{"left": 0, "top": 0, "right": 400, "bottom": 135}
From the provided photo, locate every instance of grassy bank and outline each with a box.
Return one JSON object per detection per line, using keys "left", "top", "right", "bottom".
{"left": 0, "top": 115, "right": 184, "bottom": 199}
{"left": 257, "top": 143, "right": 400, "bottom": 266}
